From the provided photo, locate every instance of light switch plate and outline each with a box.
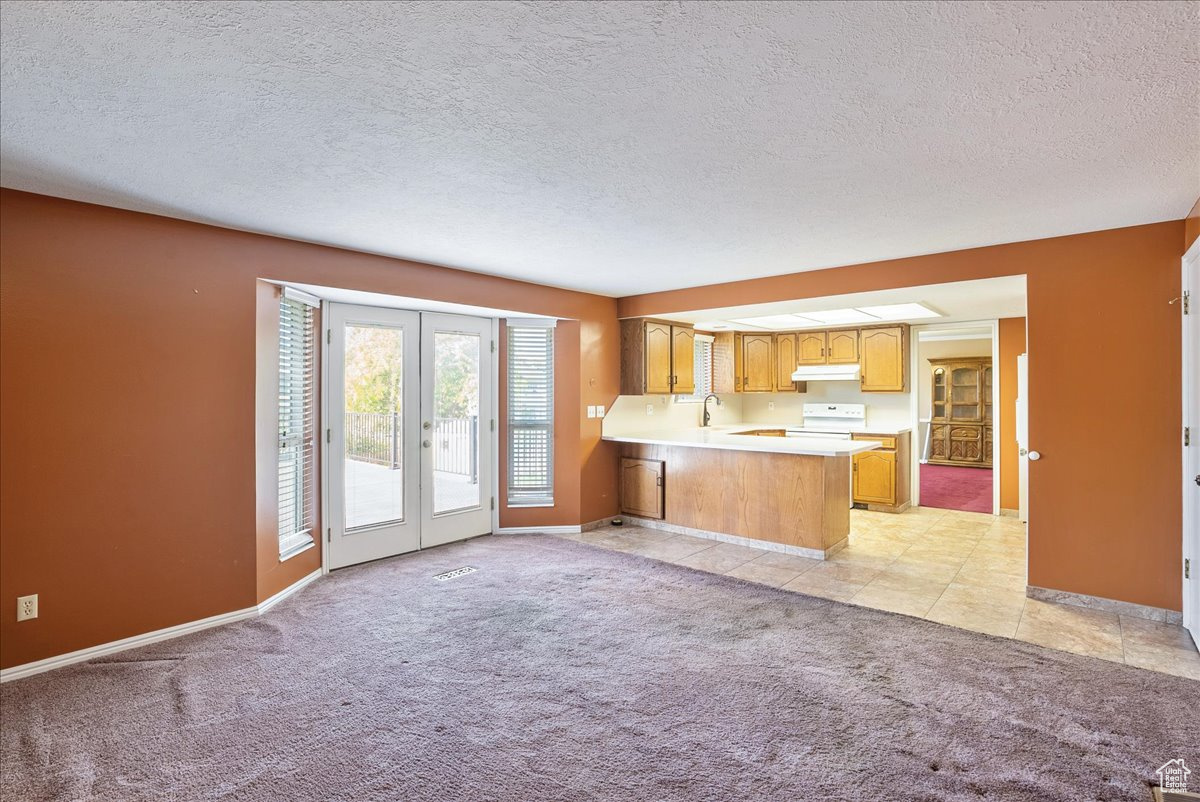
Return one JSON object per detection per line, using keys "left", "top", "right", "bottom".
{"left": 596, "top": 404, "right": 605, "bottom": 417}
{"left": 646, "top": 404, "right": 654, "bottom": 416}
{"left": 586, "top": 405, "right": 597, "bottom": 419}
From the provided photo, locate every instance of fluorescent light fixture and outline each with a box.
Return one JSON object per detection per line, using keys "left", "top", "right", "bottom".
{"left": 798, "top": 308, "right": 881, "bottom": 325}
{"left": 694, "top": 320, "right": 735, "bottom": 330}
{"left": 855, "top": 302, "right": 942, "bottom": 321}
{"left": 728, "top": 314, "right": 821, "bottom": 330}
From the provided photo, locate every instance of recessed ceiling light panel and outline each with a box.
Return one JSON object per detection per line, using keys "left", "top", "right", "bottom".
{"left": 855, "top": 302, "right": 942, "bottom": 321}
{"left": 798, "top": 308, "right": 881, "bottom": 325}
{"left": 728, "top": 314, "right": 821, "bottom": 330}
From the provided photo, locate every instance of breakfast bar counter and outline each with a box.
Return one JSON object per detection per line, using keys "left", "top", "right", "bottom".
{"left": 605, "top": 427, "right": 881, "bottom": 559}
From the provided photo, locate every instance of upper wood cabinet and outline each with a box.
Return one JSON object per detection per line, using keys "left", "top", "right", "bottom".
{"left": 792, "top": 328, "right": 860, "bottom": 366}
{"left": 620, "top": 319, "right": 696, "bottom": 395}
{"left": 774, "top": 333, "right": 797, "bottom": 388}
{"left": 859, "top": 325, "right": 908, "bottom": 392}
{"left": 671, "top": 326, "right": 696, "bottom": 395}
{"left": 827, "top": 330, "right": 859, "bottom": 364}
{"left": 643, "top": 321, "right": 673, "bottom": 394}
{"left": 797, "top": 331, "right": 826, "bottom": 365}
{"left": 741, "top": 333, "right": 775, "bottom": 392}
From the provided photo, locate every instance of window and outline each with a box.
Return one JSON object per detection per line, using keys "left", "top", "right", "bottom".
{"left": 277, "top": 288, "right": 318, "bottom": 559}
{"left": 507, "top": 320, "right": 555, "bottom": 506}
{"left": 675, "top": 334, "right": 714, "bottom": 402}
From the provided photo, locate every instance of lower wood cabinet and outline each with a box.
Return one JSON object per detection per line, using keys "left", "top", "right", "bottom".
{"left": 853, "top": 450, "right": 896, "bottom": 505}
{"left": 928, "top": 422, "right": 990, "bottom": 467}
{"left": 851, "top": 431, "right": 911, "bottom": 513}
{"left": 620, "top": 457, "right": 664, "bottom": 519}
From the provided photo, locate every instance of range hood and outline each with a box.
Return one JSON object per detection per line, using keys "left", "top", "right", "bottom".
{"left": 790, "top": 364, "right": 861, "bottom": 382}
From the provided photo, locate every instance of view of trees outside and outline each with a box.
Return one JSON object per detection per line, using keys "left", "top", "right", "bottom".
{"left": 345, "top": 325, "right": 404, "bottom": 415}
{"left": 433, "top": 332, "right": 479, "bottom": 419}
{"left": 342, "top": 326, "right": 479, "bottom": 471}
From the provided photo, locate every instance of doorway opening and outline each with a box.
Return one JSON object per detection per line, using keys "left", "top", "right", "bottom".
{"left": 915, "top": 325, "right": 995, "bottom": 514}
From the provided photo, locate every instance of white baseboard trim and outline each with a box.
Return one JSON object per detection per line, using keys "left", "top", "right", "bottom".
{"left": 494, "top": 524, "right": 584, "bottom": 535}
{"left": 494, "top": 517, "right": 615, "bottom": 536}
{"left": 257, "top": 569, "right": 323, "bottom": 615}
{"left": 2, "top": 570, "right": 324, "bottom": 684}
{"left": 620, "top": 515, "right": 835, "bottom": 560}
{"left": 1026, "top": 585, "right": 1183, "bottom": 625}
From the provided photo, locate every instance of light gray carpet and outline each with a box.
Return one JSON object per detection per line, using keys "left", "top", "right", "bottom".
{"left": 2, "top": 534, "right": 1197, "bottom": 801}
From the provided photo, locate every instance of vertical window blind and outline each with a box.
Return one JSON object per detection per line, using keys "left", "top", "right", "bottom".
{"left": 507, "top": 322, "right": 555, "bottom": 506}
{"left": 677, "top": 335, "right": 714, "bottom": 401}
{"left": 278, "top": 289, "right": 318, "bottom": 559}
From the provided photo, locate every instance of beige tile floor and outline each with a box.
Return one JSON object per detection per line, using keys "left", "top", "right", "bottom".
{"left": 557, "top": 507, "right": 1200, "bottom": 680}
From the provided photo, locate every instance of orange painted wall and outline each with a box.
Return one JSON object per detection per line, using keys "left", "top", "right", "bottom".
{"left": 620, "top": 221, "right": 1186, "bottom": 611}
{"left": 997, "top": 318, "right": 1027, "bottom": 513}
{"left": 1186, "top": 196, "right": 1200, "bottom": 251}
{"left": 0, "top": 189, "right": 620, "bottom": 669}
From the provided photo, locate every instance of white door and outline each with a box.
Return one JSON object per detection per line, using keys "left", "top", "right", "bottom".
{"left": 1183, "top": 242, "right": 1199, "bottom": 643}
{"left": 326, "top": 304, "right": 422, "bottom": 569}
{"left": 1016, "top": 353, "right": 1029, "bottom": 523}
{"left": 420, "top": 313, "right": 494, "bottom": 548}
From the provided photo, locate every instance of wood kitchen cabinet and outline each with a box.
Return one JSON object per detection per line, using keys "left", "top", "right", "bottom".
{"left": 773, "top": 333, "right": 811, "bottom": 392}
{"left": 859, "top": 325, "right": 908, "bottom": 392}
{"left": 740, "top": 333, "right": 775, "bottom": 392}
{"left": 827, "top": 329, "right": 859, "bottom": 364}
{"left": 794, "top": 329, "right": 859, "bottom": 366}
{"left": 620, "top": 319, "right": 696, "bottom": 395}
{"left": 797, "top": 331, "right": 826, "bottom": 365}
{"left": 620, "top": 457, "right": 664, "bottom": 519}
{"left": 852, "top": 431, "right": 911, "bottom": 512}
{"left": 927, "top": 357, "right": 991, "bottom": 467}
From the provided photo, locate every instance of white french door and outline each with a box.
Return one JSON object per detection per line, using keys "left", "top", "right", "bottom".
{"left": 420, "top": 313, "right": 493, "bottom": 547}
{"left": 325, "top": 305, "right": 494, "bottom": 569}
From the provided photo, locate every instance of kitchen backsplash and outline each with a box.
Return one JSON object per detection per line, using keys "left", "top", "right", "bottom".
{"left": 603, "top": 393, "right": 743, "bottom": 435}
{"left": 603, "top": 384, "right": 912, "bottom": 435}
{"left": 741, "top": 386, "right": 911, "bottom": 429}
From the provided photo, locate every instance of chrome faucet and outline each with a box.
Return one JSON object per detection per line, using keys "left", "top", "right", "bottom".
{"left": 702, "top": 393, "right": 722, "bottom": 427}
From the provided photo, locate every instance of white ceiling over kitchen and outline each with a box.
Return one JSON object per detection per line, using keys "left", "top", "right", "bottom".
{"left": 1, "top": 2, "right": 1196, "bottom": 297}
{"left": 661, "top": 276, "right": 1028, "bottom": 329}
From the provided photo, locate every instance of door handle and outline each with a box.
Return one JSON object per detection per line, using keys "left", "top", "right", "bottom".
{"left": 423, "top": 421, "right": 432, "bottom": 430}
{"left": 1019, "top": 448, "right": 1027, "bottom": 456}
{"left": 422, "top": 440, "right": 431, "bottom": 448}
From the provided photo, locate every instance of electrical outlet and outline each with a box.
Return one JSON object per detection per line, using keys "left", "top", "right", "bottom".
{"left": 17, "top": 594, "right": 37, "bottom": 622}
{"left": 646, "top": 404, "right": 655, "bottom": 416}
{"left": 768, "top": 401, "right": 775, "bottom": 410}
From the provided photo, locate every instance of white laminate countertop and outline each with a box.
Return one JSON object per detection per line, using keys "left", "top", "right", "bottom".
{"left": 743, "top": 421, "right": 913, "bottom": 435}
{"left": 601, "top": 426, "right": 882, "bottom": 457}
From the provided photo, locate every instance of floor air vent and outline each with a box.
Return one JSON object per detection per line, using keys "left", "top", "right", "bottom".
{"left": 433, "top": 566, "right": 477, "bottom": 581}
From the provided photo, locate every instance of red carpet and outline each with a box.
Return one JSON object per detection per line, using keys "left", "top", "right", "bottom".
{"left": 920, "top": 464, "right": 993, "bottom": 513}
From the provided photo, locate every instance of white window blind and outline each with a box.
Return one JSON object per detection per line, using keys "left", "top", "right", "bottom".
{"left": 278, "top": 290, "right": 317, "bottom": 559}
{"left": 507, "top": 322, "right": 554, "bottom": 507}
{"left": 676, "top": 335, "right": 714, "bottom": 402}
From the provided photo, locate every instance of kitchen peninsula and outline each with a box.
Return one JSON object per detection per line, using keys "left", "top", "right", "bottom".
{"left": 604, "top": 426, "right": 882, "bottom": 558}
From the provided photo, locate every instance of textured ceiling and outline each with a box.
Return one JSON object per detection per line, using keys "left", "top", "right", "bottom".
{"left": 1, "top": 1, "right": 1197, "bottom": 296}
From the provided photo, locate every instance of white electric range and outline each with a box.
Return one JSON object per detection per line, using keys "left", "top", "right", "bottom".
{"left": 783, "top": 403, "right": 868, "bottom": 441}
